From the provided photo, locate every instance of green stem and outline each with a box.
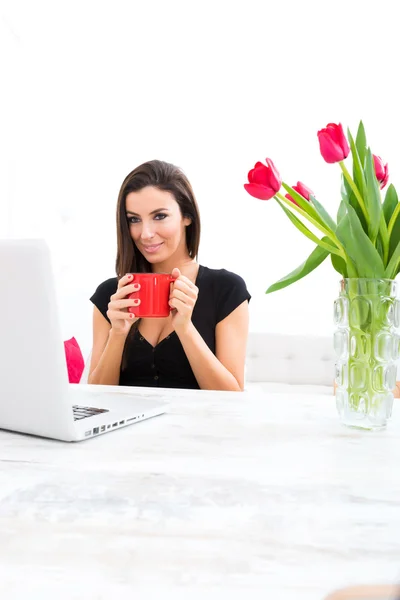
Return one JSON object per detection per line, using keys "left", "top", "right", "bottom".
{"left": 339, "top": 161, "right": 369, "bottom": 223}
{"left": 338, "top": 279, "right": 395, "bottom": 428}
{"left": 276, "top": 192, "right": 347, "bottom": 260}
{"left": 276, "top": 199, "right": 343, "bottom": 256}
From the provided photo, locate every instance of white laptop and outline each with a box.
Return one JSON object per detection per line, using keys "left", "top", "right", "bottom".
{"left": 0, "top": 238, "right": 167, "bottom": 442}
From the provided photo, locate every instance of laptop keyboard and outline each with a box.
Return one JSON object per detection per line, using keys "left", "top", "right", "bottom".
{"left": 73, "top": 405, "right": 109, "bottom": 421}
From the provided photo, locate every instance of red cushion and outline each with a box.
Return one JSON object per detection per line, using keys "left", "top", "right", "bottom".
{"left": 64, "top": 337, "right": 85, "bottom": 383}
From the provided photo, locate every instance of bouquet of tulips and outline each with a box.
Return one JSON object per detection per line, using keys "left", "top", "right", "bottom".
{"left": 244, "top": 122, "right": 400, "bottom": 292}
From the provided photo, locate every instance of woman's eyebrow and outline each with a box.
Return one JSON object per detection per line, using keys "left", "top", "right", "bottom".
{"left": 126, "top": 208, "right": 169, "bottom": 216}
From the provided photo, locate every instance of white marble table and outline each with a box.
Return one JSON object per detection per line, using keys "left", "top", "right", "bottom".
{"left": 0, "top": 388, "right": 400, "bottom": 600}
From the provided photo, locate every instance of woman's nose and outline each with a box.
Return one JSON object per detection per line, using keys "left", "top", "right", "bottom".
{"left": 140, "top": 221, "right": 156, "bottom": 239}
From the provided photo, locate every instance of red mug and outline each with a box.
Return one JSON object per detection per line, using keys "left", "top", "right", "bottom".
{"left": 127, "top": 273, "right": 177, "bottom": 318}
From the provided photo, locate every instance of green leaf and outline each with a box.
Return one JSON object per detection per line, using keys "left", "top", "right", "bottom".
{"left": 337, "top": 199, "right": 347, "bottom": 224}
{"left": 364, "top": 148, "right": 382, "bottom": 243}
{"left": 330, "top": 253, "right": 348, "bottom": 278}
{"left": 388, "top": 206, "right": 400, "bottom": 261}
{"left": 342, "top": 174, "right": 368, "bottom": 232}
{"left": 346, "top": 256, "right": 359, "bottom": 278}
{"left": 348, "top": 128, "right": 367, "bottom": 202}
{"left": 266, "top": 241, "right": 330, "bottom": 293}
{"left": 385, "top": 238, "right": 400, "bottom": 278}
{"left": 376, "top": 233, "right": 384, "bottom": 261}
{"left": 336, "top": 204, "right": 385, "bottom": 277}
{"left": 309, "top": 194, "right": 337, "bottom": 232}
{"left": 378, "top": 213, "right": 390, "bottom": 267}
{"left": 276, "top": 200, "right": 341, "bottom": 255}
{"left": 281, "top": 182, "right": 322, "bottom": 224}
{"left": 383, "top": 184, "right": 398, "bottom": 225}
{"left": 355, "top": 120, "right": 367, "bottom": 166}
{"left": 341, "top": 179, "right": 349, "bottom": 208}
{"left": 336, "top": 214, "right": 357, "bottom": 273}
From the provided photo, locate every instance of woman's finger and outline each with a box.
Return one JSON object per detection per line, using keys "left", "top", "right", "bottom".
{"left": 169, "top": 298, "right": 193, "bottom": 316}
{"left": 170, "top": 289, "right": 196, "bottom": 306}
{"left": 109, "top": 298, "right": 141, "bottom": 311}
{"left": 112, "top": 282, "right": 140, "bottom": 300}
{"left": 169, "top": 297, "right": 188, "bottom": 309}
{"left": 118, "top": 273, "right": 135, "bottom": 288}
{"left": 177, "top": 274, "right": 198, "bottom": 289}
{"left": 173, "top": 279, "right": 198, "bottom": 298}
{"left": 107, "top": 309, "right": 137, "bottom": 321}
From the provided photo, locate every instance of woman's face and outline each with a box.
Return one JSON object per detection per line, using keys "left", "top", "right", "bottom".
{"left": 125, "top": 186, "right": 191, "bottom": 263}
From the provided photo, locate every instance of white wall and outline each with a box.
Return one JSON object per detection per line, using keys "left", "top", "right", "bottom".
{"left": 1, "top": 0, "right": 399, "bottom": 358}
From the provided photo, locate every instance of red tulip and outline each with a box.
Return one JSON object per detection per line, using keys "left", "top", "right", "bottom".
{"left": 285, "top": 181, "right": 314, "bottom": 206}
{"left": 244, "top": 158, "right": 281, "bottom": 200}
{"left": 317, "top": 123, "right": 350, "bottom": 163}
{"left": 373, "top": 154, "right": 389, "bottom": 189}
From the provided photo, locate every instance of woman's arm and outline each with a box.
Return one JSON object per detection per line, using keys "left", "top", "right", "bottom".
{"left": 88, "top": 275, "right": 140, "bottom": 385}
{"left": 333, "top": 380, "right": 400, "bottom": 398}
{"left": 87, "top": 307, "right": 128, "bottom": 385}
{"left": 176, "top": 301, "right": 249, "bottom": 391}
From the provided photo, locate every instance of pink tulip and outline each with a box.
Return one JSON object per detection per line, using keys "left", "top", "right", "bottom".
{"left": 244, "top": 158, "right": 281, "bottom": 200}
{"left": 285, "top": 181, "right": 314, "bottom": 206}
{"left": 373, "top": 154, "right": 389, "bottom": 189}
{"left": 317, "top": 123, "right": 350, "bottom": 163}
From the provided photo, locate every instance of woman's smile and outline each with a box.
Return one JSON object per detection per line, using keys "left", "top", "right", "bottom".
{"left": 141, "top": 242, "right": 164, "bottom": 253}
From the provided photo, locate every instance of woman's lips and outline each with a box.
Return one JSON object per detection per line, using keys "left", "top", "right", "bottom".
{"left": 142, "top": 243, "right": 163, "bottom": 253}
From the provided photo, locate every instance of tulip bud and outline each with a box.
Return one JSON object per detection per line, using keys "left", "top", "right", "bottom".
{"left": 373, "top": 154, "right": 389, "bottom": 189}
{"left": 318, "top": 123, "right": 350, "bottom": 164}
{"left": 244, "top": 158, "right": 282, "bottom": 200}
{"left": 285, "top": 181, "right": 314, "bottom": 205}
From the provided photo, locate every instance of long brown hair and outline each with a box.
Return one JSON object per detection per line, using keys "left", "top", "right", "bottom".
{"left": 116, "top": 160, "right": 201, "bottom": 371}
{"left": 115, "top": 160, "right": 201, "bottom": 278}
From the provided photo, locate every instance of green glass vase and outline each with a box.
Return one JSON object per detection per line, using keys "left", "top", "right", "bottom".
{"left": 334, "top": 278, "right": 400, "bottom": 430}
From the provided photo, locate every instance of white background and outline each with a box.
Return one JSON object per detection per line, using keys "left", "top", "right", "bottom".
{"left": 1, "top": 0, "right": 399, "bottom": 358}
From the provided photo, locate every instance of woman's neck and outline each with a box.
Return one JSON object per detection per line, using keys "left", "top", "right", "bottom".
{"left": 152, "top": 255, "right": 197, "bottom": 275}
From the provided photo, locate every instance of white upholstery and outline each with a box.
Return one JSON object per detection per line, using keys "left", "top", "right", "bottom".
{"left": 246, "top": 332, "right": 335, "bottom": 387}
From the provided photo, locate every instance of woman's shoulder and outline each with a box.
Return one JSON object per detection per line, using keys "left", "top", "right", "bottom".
{"left": 90, "top": 277, "right": 119, "bottom": 322}
{"left": 199, "top": 265, "right": 248, "bottom": 289}
{"left": 93, "top": 276, "right": 118, "bottom": 295}
{"left": 90, "top": 277, "right": 118, "bottom": 305}
{"left": 199, "top": 265, "right": 250, "bottom": 323}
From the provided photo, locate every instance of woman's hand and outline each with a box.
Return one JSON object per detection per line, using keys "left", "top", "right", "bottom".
{"left": 107, "top": 274, "right": 141, "bottom": 336}
{"left": 169, "top": 267, "right": 199, "bottom": 332}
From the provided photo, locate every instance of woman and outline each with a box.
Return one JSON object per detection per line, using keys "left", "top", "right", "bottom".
{"left": 88, "top": 160, "right": 251, "bottom": 390}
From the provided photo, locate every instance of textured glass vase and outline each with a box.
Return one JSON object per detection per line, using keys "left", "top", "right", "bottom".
{"left": 334, "top": 278, "right": 400, "bottom": 430}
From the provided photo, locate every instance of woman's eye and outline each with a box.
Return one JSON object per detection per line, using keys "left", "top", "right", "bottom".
{"left": 128, "top": 213, "right": 167, "bottom": 224}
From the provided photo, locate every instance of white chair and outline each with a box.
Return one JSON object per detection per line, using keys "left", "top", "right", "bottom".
{"left": 245, "top": 332, "right": 335, "bottom": 394}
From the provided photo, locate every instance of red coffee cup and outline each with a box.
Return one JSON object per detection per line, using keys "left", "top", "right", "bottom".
{"left": 127, "top": 273, "right": 177, "bottom": 318}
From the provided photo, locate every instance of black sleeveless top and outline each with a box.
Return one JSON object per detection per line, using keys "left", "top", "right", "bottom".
{"left": 90, "top": 265, "right": 251, "bottom": 389}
